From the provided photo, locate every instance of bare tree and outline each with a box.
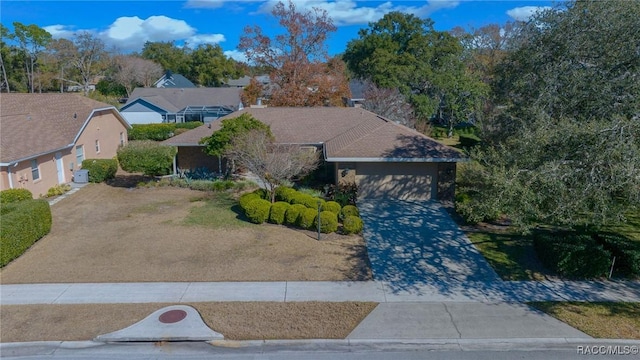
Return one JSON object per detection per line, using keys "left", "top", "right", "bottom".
{"left": 362, "top": 80, "right": 417, "bottom": 129}
{"left": 113, "top": 55, "right": 163, "bottom": 96}
{"left": 72, "top": 32, "right": 106, "bottom": 95}
{"left": 226, "top": 129, "right": 320, "bottom": 203}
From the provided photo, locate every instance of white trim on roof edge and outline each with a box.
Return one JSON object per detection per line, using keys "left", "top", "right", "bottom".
{"left": 0, "top": 145, "right": 74, "bottom": 167}
{"left": 325, "top": 157, "right": 468, "bottom": 163}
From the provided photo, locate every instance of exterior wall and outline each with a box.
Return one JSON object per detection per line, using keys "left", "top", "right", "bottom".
{"left": 75, "top": 110, "right": 128, "bottom": 164}
{"left": 176, "top": 146, "right": 223, "bottom": 173}
{"left": 1, "top": 149, "right": 73, "bottom": 197}
{"left": 354, "top": 162, "right": 438, "bottom": 200}
{"left": 437, "top": 162, "right": 457, "bottom": 202}
{"left": 336, "top": 162, "right": 357, "bottom": 185}
{"left": 121, "top": 111, "right": 164, "bottom": 124}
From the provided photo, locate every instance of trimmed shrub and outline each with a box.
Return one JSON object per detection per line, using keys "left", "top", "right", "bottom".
{"left": 252, "top": 188, "right": 269, "bottom": 200}
{"left": 285, "top": 204, "right": 307, "bottom": 225}
{"left": 269, "top": 201, "right": 290, "bottom": 225}
{"left": 239, "top": 192, "right": 262, "bottom": 211}
{"left": 244, "top": 198, "right": 271, "bottom": 224}
{"left": 459, "top": 134, "right": 481, "bottom": 148}
{"left": 533, "top": 231, "right": 611, "bottom": 279}
{"left": 315, "top": 211, "right": 338, "bottom": 233}
{"left": 128, "top": 124, "right": 176, "bottom": 141}
{"left": 340, "top": 205, "right": 360, "bottom": 220}
{"left": 82, "top": 159, "right": 118, "bottom": 183}
{"left": 322, "top": 201, "right": 341, "bottom": 215}
{"left": 594, "top": 233, "right": 640, "bottom": 277}
{"left": 343, "top": 215, "right": 364, "bottom": 235}
{"left": 46, "top": 184, "right": 71, "bottom": 198}
{"left": 117, "top": 141, "right": 177, "bottom": 176}
{"left": 1, "top": 199, "right": 52, "bottom": 267}
{"left": 299, "top": 208, "right": 318, "bottom": 229}
{"left": 0, "top": 189, "right": 33, "bottom": 204}
{"left": 275, "top": 186, "right": 297, "bottom": 202}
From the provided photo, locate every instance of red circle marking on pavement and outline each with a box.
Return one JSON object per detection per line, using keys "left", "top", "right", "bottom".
{"left": 159, "top": 309, "right": 187, "bottom": 324}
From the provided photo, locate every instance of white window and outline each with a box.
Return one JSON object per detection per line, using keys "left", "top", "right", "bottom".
{"left": 31, "top": 159, "right": 40, "bottom": 180}
{"left": 95, "top": 140, "right": 100, "bottom": 153}
{"left": 120, "top": 132, "right": 125, "bottom": 146}
{"left": 76, "top": 145, "right": 84, "bottom": 166}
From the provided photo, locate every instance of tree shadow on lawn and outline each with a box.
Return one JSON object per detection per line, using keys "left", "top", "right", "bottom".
{"left": 467, "top": 231, "right": 555, "bottom": 281}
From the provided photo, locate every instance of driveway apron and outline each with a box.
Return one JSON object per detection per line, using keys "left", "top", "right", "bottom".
{"left": 358, "top": 199, "right": 500, "bottom": 290}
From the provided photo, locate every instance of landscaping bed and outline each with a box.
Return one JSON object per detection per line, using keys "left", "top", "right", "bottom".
{"left": 0, "top": 182, "right": 372, "bottom": 283}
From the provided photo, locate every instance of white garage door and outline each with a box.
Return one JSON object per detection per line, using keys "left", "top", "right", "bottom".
{"left": 355, "top": 162, "right": 437, "bottom": 200}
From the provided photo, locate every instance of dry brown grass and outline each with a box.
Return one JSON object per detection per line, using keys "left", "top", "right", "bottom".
{"left": 0, "top": 302, "right": 378, "bottom": 343}
{"left": 529, "top": 302, "right": 640, "bottom": 339}
{"left": 0, "top": 183, "right": 371, "bottom": 283}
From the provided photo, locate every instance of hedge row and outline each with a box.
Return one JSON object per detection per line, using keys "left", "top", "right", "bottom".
{"left": 82, "top": 159, "right": 118, "bottom": 183}
{"left": 534, "top": 230, "right": 640, "bottom": 278}
{"left": 593, "top": 233, "right": 640, "bottom": 277}
{"left": 117, "top": 141, "right": 177, "bottom": 176}
{"left": 239, "top": 188, "right": 363, "bottom": 234}
{"left": 128, "top": 122, "right": 204, "bottom": 141}
{"left": 533, "top": 232, "right": 612, "bottom": 279}
{"left": 0, "top": 199, "right": 52, "bottom": 267}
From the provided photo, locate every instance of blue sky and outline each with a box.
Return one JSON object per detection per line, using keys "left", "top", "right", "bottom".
{"left": 1, "top": 0, "right": 557, "bottom": 62}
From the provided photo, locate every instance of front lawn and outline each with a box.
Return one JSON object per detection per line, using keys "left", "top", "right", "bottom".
{"left": 0, "top": 183, "right": 372, "bottom": 283}
{"left": 529, "top": 302, "right": 640, "bottom": 339}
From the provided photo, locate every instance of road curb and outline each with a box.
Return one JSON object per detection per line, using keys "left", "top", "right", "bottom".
{"left": 2, "top": 337, "right": 639, "bottom": 357}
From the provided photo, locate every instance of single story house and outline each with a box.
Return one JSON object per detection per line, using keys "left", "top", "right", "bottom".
{"left": 162, "top": 107, "right": 465, "bottom": 201}
{"left": 0, "top": 93, "right": 130, "bottom": 197}
{"left": 120, "top": 87, "right": 243, "bottom": 125}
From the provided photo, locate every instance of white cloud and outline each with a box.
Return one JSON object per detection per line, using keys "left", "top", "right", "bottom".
{"left": 187, "top": 34, "right": 227, "bottom": 47}
{"left": 224, "top": 49, "right": 248, "bottom": 63}
{"left": 42, "top": 15, "right": 226, "bottom": 53}
{"left": 506, "top": 6, "right": 551, "bottom": 22}
{"left": 43, "top": 25, "right": 77, "bottom": 39}
{"left": 253, "top": 0, "right": 459, "bottom": 27}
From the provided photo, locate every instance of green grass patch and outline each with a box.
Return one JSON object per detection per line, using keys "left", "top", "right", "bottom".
{"left": 467, "top": 230, "right": 551, "bottom": 280}
{"left": 183, "top": 193, "right": 253, "bottom": 229}
{"left": 600, "top": 211, "right": 640, "bottom": 242}
{"left": 529, "top": 302, "right": 640, "bottom": 339}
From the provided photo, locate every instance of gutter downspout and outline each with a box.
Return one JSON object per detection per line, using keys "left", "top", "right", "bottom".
{"left": 8, "top": 165, "right": 14, "bottom": 189}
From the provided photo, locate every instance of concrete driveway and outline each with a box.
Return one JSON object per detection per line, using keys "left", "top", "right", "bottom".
{"left": 358, "top": 199, "right": 500, "bottom": 291}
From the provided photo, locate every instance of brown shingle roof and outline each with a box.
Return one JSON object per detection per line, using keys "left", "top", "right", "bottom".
{"left": 162, "top": 107, "right": 465, "bottom": 161}
{"left": 0, "top": 93, "right": 126, "bottom": 164}
{"left": 123, "top": 88, "right": 243, "bottom": 112}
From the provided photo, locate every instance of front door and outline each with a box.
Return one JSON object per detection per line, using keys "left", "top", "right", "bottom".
{"left": 55, "top": 152, "right": 65, "bottom": 184}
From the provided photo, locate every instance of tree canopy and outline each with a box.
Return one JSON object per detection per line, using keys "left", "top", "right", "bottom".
{"left": 239, "top": 0, "right": 350, "bottom": 106}
{"left": 200, "top": 113, "right": 273, "bottom": 157}
{"left": 460, "top": 0, "right": 640, "bottom": 230}
{"left": 343, "top": 12, "right": 487, "bottom": 131}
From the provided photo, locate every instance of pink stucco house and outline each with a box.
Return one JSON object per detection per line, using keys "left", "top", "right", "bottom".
{"left": 0, "top": 94, "right": 130, "bottom": 197}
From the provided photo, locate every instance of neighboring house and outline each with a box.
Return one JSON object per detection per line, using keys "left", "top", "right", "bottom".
{"left": 0, "top": 93, "right": 130, "bottom": 197}
{"left": 120, "top": 87, "right": 244, "bottom": 125}
{"left": 344, "top": 79, "right": 366, "bottom": 107}
{"left": 153, "top": 71, "right": 196, "bottom": 88}
{"left": 162, "top": 107, "right": 465, "bottom": 201}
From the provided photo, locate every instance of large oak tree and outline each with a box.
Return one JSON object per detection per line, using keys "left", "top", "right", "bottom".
{"left": 459, "top": 0, "right": 640, "bottom": 230}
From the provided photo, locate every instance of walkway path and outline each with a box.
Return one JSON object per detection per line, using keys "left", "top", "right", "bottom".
{"left": 2, "top": 280, "right": 639, "bottom": 305}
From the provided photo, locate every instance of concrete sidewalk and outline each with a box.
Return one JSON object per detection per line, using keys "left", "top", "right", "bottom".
{"left": 2, "top": 280, "right": 639, "bottom": 305}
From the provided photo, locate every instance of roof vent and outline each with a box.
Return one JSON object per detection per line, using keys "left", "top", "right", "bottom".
{"left": 73, "top": 113, "right": 77, "bottom": 119}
